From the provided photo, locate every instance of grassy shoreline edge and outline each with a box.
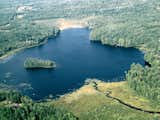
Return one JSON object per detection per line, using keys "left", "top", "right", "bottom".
{"left": 0, "top": 33, "right": 58, "bottom": 62}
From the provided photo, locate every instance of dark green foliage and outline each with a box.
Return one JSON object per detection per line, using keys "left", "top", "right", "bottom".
{"left": 85, "top": 0, "right": 160, "bottom": 104}
{"left": 24, "top": 57, "right": 56, "bottom": 69}
{"left": 0, "top": 0, "right": 160, "bottom": 119}
{"left": 89, "top": 0, "right": 160, "bottom": 50}
{"left": 0, "top": 91, "right": 23, "bottom": 103}
{"left": 0, "top": 91, "right": 77, "bottom": 120}
{"left": 126, "top": 48, "right": 160, "bottom": 102}
{"left": 0, "top": 104, "right": 78, "bottom": 120}
{"left": 126, "top": 61, "right": 160, "bottom": 102}
{"left": 0, "top": 21, "right": 59, "bottom": 57}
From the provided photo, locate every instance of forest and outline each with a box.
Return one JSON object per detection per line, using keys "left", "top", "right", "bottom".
{"left": 0, "top": 2, "right": 60, "bottom": 58}
{"left": 0, "top": 0, "right": 160, "bottom": 119}
{"left": 24, "top": 58, "right": 56, "bottom": 69}
{"left": 0, "top": 90, "right": 77, "bottom": 120}
{"left": 88, "top": 0, "right": 160, "bottom": 104}
{"left": 0, "top": 20, "right": 59, "bottom": 58}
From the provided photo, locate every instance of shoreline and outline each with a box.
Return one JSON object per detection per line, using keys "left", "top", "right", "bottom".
{"left": 34, "top": 18, "right": 88, "bottom": 31}
{"left": 0, "top": 48, "right": 23, "bottom": 61}
{"left": 55, "top": 79, "right": 159, "bottom": 112}
{"left": 56, "top": 19, "right": 87, "bottom": 30}
{"left": 0, "top": 19, "right": 153, "bottom": 99}
{"left": 0, "top": 37, "right": 49, "bottom": 62}
{"left": 0, "top": 19, "right": 87, "bottom": 62}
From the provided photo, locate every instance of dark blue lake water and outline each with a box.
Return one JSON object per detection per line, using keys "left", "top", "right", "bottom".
{"left": 0, "top": 28, "right": 145, "bottom": 100}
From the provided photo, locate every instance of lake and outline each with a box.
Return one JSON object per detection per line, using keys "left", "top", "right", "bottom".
{"left": 0, "top": 28, "right": 145, "bottom": 100}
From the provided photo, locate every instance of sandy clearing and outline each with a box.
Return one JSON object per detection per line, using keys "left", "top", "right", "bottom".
{"left": 56, "top": 19, "right": 87, "bottom": 30}
{"left": 34, "top": 18, "right": 88, "bottom": 30}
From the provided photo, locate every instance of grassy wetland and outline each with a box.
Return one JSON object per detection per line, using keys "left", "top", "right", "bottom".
{"left": 0, "top": 0, "right": 160, "bottom": 120}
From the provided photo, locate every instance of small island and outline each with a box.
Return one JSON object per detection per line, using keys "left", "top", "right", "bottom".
{"left": 24, "top": 57, "right": 56, "bottom": 69}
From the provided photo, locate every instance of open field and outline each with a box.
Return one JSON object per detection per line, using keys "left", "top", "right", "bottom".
{"left": 0, "top": 0, "right": 160, "bottom": 119}
{"left": 52, "top": 79, "right": 160, "bottom": 120}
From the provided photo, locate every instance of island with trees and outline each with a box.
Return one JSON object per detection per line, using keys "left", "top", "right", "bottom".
{"left": 24, "top": 58, "right": 56, "bottom": 69}
{"left": 0, "top": 0, "right": 160, "bottom": 119}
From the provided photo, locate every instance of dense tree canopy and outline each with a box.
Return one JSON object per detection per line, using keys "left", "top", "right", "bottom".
{"left": 24, "top": 57, "right": 56, "bottom": 69}
{"left": 0, "top": 0, "right": 160, "bottom": 119}
{"left": 0, "top": 91, "right": 78, "bottom": 120}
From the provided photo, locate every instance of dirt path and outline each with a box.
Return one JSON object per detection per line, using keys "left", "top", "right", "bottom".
{"left": 91, "top": 81, "right": 160, "bottom": 114}
{"left": 105, "top": 92, "right": 160, "bottom": 114}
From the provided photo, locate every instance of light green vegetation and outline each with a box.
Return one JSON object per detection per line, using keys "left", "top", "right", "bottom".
{"left": 0, "top": 80, "right": 160, "bottom": 120}
{"left": 0, "top": 20, "right": 59, "bottom": 59}
{"left": 86, "top": 0, "right": 160, "bottom": 105}
{"left": 24, "top": 57, "right": 56, "bottom": 69}
{"left": 0, "top": 0, "right": 59, "bottom": 59}
{"left": 53, "top": 79, "right": 159, "bottom": 120}
{"left": 0, "top": 0, "right": 160, "bottom": 119}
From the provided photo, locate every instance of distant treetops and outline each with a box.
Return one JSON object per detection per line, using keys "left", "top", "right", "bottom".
{"left": 24, "top": 57, "right": 56, "bottom": 69}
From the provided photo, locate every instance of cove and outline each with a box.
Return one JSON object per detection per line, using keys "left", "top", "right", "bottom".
{"left": 0, "top": 28, "right": 145, "bottom": 100}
